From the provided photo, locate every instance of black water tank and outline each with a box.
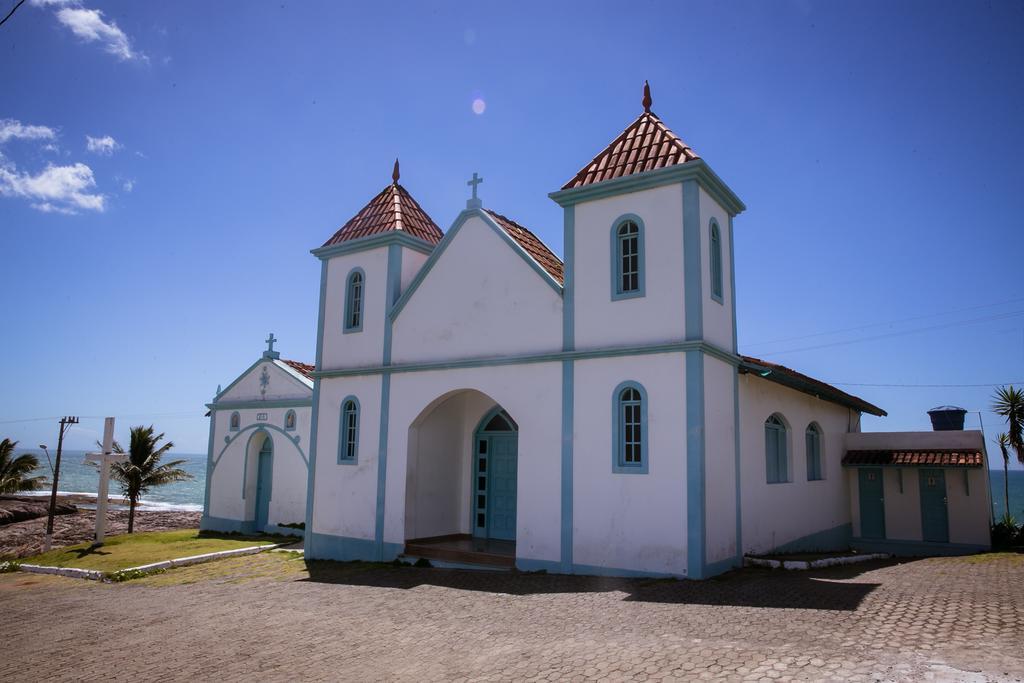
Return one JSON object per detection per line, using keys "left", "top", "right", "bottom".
{"left": 927, "top": 406, "right": 967, "bottom": 431}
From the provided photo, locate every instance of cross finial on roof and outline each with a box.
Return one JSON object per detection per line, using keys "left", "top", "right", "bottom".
{"left": 642, "top": 80, "right": 652, "bottom": 113}
{"left": 263, "top": 332, "right": 280, "bottom": 359}
{"left": 392, "top": 158, "right": 400, "bottom": 184}
{"left": 466, "top": 172, "right": 483, "bottom": 209}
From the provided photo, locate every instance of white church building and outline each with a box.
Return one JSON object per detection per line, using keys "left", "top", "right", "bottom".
{"left": 202, "top": 85, "right": 992, "bottom": 578}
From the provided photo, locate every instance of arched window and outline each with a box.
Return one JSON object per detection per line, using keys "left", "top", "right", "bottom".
{"left": 284, "top": 409, "right": 296, "bottom": 431}
{"left": 765, "top": 414, "right": 788, "bottom": 483}
{"left": 710, "top": 219, "right": 723, "bottom": 303}
{"left": 806, "top": 423, "right": 823, "bottom": 481}
{"left": 612, "top": 381, "right": 648, "bottom": 473}
{"left": 611, "top": 216, "right": 645, "bottom": 299}
{"left": 338, "top": 397, "right": 359, "bottom": 463}
{"left": 230, "top": 411, "right": 240, "bottom": 432}
{"left": 344, "top": 269, "right": 364, "bottom": 333}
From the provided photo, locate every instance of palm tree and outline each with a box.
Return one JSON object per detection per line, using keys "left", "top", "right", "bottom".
{"left": 0, "top": 438, "right": 47, "bottom": 494}
{"left": 992, "top": 385, "right": 1024, "bottom": 465}
{"left": 106, "top": 425, "right": 192, "bottom": 533}
{"left": 997, "top": 433, "right": 1012, "bottom": 521}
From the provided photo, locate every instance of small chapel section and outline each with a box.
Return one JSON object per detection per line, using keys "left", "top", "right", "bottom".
{"left": 201, "top": 334, "right": 313, "bottom": 536}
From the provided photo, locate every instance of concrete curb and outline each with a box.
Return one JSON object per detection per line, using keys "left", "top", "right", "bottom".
{"left": 15, "top": 543, "right": 285, "bottom": 582}
{"left": 744, "top": 553, "right": 890, "bottom": 570}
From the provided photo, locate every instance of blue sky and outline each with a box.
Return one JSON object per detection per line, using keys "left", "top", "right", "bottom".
{"left": 1, "top": 1, "right": 1023, "bottom": 466}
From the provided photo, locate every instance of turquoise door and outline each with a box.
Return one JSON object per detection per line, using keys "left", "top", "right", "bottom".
{"left": 487, "top": 434, "right": 518, "bottom": 541}
{"left": 858, "top": 468, "right": 885, "bottom": 539}
{"left": 918, "top": 469, "right": 949, "bottom": 543}
{"left": 255, "top": 438, "right": 273, "bottom": 531}
{"left": 472, "top": 409, "right": 518, "bottom": 541}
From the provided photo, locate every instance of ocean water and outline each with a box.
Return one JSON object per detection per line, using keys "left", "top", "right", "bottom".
{"left": 15, "top": 448, "right": 206, "bottom": 512}
{"left": 990, "top": 469, "right": 1024, "bottom": 521}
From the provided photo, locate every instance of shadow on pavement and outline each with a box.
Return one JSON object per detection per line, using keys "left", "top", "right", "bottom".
{"left": 301, "top": 558, "right": 906, "bottom": 611}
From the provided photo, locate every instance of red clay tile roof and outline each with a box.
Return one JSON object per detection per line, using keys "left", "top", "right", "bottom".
{"left": 740, "top": 356, "right": 887, "bottom": 417}
{"left": 562, "top": 111, "right": 700, "bottom": 190}
{"left": 323, "top": 182, "right": 444, "bottom": 247}
{"left": 281, "top": 359, "right": 314, "bottom": 380}
{"left": 843, "top": 450, "right": 984, "bottom": 468}
{"left": 484, "top": 210, "right": 564, "bottom": 285}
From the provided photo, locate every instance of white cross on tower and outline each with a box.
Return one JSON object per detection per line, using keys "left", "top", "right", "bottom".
{"left": 84, "top": 417, "right": 126, "bottom": 547}
{"left": 466, "top": 172, "right": 484, "bottom": 209}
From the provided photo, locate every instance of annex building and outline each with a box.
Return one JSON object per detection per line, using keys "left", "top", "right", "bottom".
{"left": 201, "top": 84, "right": 992, "bottom": 578}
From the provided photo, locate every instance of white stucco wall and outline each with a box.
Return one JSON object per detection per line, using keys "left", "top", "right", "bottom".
{"left": 400, "top": 246, "right": 430, "bottom": 295}
{"left": 572, "top": 352, "right": 688, "bottom": 575}
{"left": 390, "top": 215, "right": 562, "bottom": 364}
{"left": 704, "top": 355, "right": 737, "bottom": 565}
{"left": 321, "top": 247, "right": 388, "bottom": 370}
{"left": 206, "top": 406, "right": 310, "bottom": 528}
{"left": 698, "top": 187, "right": 734, "bottom": 352}
{"left": 218, "top": 359, "right": 312, "bottom": 402}
{"left": 573, "top": 184, "right": 686, "bottom": 349}
{"left": 310, "top": 374, "right": 383, "bottom": 540}
{"left": 739, "top": 374, "right": 854, "bottom": 554}
{"left": 385, "top": 363, "right": 563, "bottom": 564}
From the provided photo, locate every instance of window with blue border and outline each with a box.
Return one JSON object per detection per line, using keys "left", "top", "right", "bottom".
{"left": 805, "top": 422, "right": 823, "bottom": 481}
{"left": 338, "top": 396, "right": 359, "bottom": 464}
{"left": 710, "top": 219, "right": 723, "bottom": 303}
{"left": 612, "top": 381, "right": 649, "bottom": 473}
{"left": 765, "top": 414, "right": 789, "bottom": 483}
{"left": 284, "top": 409, "right": 296, "bottom": 431}
{"left": 610, "top": 215, "right": 645, "bottom": 300}
{"left": 229, "top": 411, "right": 240, "bottom": 432}
{"left": 343, "top": 268, "right": 364, "bottom": 333}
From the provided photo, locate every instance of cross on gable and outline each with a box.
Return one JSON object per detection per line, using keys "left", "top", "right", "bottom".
{"left": 263, "top": 332, "right": 280, "bottom": 359}
{"left": 466, "top": 172, "right": 483, "bottom": 209}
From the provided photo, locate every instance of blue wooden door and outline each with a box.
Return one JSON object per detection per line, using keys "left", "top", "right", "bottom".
{"left": 255, "top": 439, "right": 273, "bottom": 531}
{"left": 858, "top": 468, "right": 886, "bottom": 539}
{"left": 918, "top": 469, "right": 949, "bottom": 543}
{"left": 487, "top": 435, "right": 518, "bottom": 541}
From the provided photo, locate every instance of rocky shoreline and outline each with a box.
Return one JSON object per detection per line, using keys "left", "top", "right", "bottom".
{"left": 0, "top": 508, "right": 202, "bottom": 560}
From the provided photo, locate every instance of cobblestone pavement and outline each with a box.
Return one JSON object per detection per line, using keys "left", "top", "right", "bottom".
{"left": 1, "top": 552, "right": 1022, "bottom": 682}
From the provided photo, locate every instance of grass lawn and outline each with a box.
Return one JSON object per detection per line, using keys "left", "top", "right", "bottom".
{"left": 22, "top": 530, "right": 278, "bottom": 572}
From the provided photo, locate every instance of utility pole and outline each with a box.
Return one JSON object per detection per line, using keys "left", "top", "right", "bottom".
{"left": 43, "top": 416, "right": 78, "bottom": 552}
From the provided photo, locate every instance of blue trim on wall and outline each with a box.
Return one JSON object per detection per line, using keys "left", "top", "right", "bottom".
{"left": 209, "top": 399, "right": 311, "bottom": 410}
{"left": 200, "top": 515, "right": 256, "bottom": 535}
{"left": 709, "top": 218, "right": 723, "bottom": 304}
{"left": 309, "top": 531, "right": 403, "bottom": 562}
{"left": 609, "top": 213, "right": 646, "bottom": 301}
{"left": 728, "top": 216, "right": 738, "bottom": 355}
{"left": 230, "top": 411, "right": 240, "bottom": 431}
{"left": 213, "top": 358, "right": 266, "bottom": 403}
{"left": 284, "top": 409, "right": 297, "bottom": 431}
{"left": 560, "top": 360, "right": 574, "bottom": 572}
{"left": 311, "top": 231, "right": 436, "bottom": 260}
{"left": 241, "top": 429, "right": 271, "bottom": 499}
{"left": 212, "top": 422, "right": 308, "bottom": 470}
{"left": 850, "top": 536, "right": 987, "bottom": 557}
{"left": 685, "top": 351, "right": 706, "bottom": 579}
{"left": 374, "top": 372, "right": 392, "bottom": 561}
{"left": 682, "top": 179, "right": 703, "bottom": 341}
{"left": 337, "top": 395, "right": 360, "bottom": 464}
{"left": 343, "top": 267, "right": 365, "bottom": 334}
{"left": 562, "top": 206, "right": 574, "bottom": 352}
{"left": 304, "top": 259, "right": 329, "bottom": 548}
{"left": 611, "top": 380, "right": 649, "bottom": 474}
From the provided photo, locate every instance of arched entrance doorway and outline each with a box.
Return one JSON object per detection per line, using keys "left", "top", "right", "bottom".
{"left": 472, "top": 408, "right": 518, "bottom": 541}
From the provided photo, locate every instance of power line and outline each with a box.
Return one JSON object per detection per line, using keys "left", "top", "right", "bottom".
{"left": 758, "top": 309, "right": 1024, "bottom": 357}
{"left": 0, "top": 0, "right": 26, "bottom": 29}
{"left": 0, "top": 411, "right": 201, "bottom": 425}
{"left": 745, "top": 296, "right": 1024, "bottom": 349}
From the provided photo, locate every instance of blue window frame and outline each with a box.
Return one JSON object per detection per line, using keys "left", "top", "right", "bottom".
{"left": 284, "top": 409, "right": 296, "bottom": 431}
{"left": 765, "top": 414, "right": 788, "bottom": 483}
{"left": 343, "top": 268, "right": 364, "bottom": 333}
{"left": 610, "top": 215, "right": 645, "bottom": 300}
{"left": 805, "top": 423, "right": 823, "bottom": 481}
{"left": 612, "top": 381, "right": 649, "bottom": 474}
{"left": 710, "top": 219, "right": 723, "bottom": 303}
{"left": 338, "top": 396, "right": 360, "bottom": 464}
{"left": 229, "top": 411, "right": 240, "bottom": 432}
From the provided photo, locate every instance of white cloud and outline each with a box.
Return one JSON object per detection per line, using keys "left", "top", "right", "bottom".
{"left": 29, "top": 0, "right": 78, "bottom": 6}
{"left": 0, "top": 119, "right": 56, "bottom": 144}
{"left": 53, "top": 7, "right": 145, "bottom": 62}
{"left": 86, "top": 134, "right": 119, "bottom": 155}
{"left": 0, "top": 157, "right": 106, "bottom": 214}
{"left": 121, "top": 178, "right": 134, "bottom": 192}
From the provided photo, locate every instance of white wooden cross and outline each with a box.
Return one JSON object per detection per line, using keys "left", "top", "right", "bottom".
{"left": 84, "top": 417, "right": 127, "bottom": 546}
